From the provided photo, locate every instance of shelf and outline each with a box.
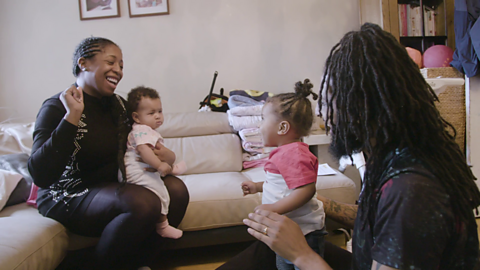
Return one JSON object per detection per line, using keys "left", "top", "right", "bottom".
{"left": 400, "top": 35, "right": 447, "bottom": 39}
{"left": 397, "top": 0, "right": 443, "bottom": 8}
{"left": 400, "top": 35, "right": 448, "bottom": 52}
{"left": 359, "top": 0, "right": 454, "bottom": 54}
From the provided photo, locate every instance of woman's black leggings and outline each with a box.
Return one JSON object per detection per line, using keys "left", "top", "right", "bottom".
{"left": 59, "top": 175, "right": 189, "bottom": 269}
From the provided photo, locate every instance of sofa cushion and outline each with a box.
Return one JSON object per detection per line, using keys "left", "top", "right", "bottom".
{"left": 0, "top": 170, "right": 23, "bottom": 211}
{"left": 0, "top": 153, "right": 33, "bottom": 207}
{"left": 177, "top": 171, "right": 262, "bottom": 231}
{"left": 241, "top": 167, "right": 357, "bottom": 204}
{"left": 0, "top": 203, "right": 68, "bottom": 270}
{"left": 177, "top": 167, "right": 357, "bottom": 232}
{"left": 158, "top": 112, "right": 234, "bottom": 138}
{"left": 0, "top": 122, "right": 34, "bottom": 156}
{"left": 164, "top": 133, "right": 243, "bottom": 175}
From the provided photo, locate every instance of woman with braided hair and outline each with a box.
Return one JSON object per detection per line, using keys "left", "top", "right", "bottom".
{"left": 28, "top": 37, "right": 189, "bottom": 269}
{"left": 219, "top": 23, "right": 480, "bottom": 270}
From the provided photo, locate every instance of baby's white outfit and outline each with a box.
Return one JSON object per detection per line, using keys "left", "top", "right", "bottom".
{"left": 125, "top": 123, "right": 169, "bottom": 215}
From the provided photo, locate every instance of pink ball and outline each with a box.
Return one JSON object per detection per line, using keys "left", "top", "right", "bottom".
{"left": 406, "top": 47, "right": 423, "bottom": 68}
{"left": 423, "top": 45, "right": 454, "bottom": 68}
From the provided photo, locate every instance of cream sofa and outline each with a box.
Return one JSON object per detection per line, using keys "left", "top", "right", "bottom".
{"left": 0, "top": 111, "right": 357, "bottom": 270}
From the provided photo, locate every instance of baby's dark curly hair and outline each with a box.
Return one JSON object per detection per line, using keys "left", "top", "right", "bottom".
{"left": 266, "top": 79, "right": 318, "bottom": 137}
{"left": 72, "top": 37, "right": 118, "bottom": 77}
{"left": 127, "top": 86, "right": 160, "bottom": 114}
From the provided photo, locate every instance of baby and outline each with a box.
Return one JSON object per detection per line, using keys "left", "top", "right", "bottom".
{"left": 241, "top": 79, "right": 326, "bottom": 270}
{"left": 125, "top": 86, "right": 186, "bottom": 239}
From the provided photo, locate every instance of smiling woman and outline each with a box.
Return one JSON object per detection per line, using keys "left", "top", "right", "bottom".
{"left": 73, "top": 38, "right": 123, "bottom": 98}
{"left": 27, "top": 37, "right": 189, "bottom": 269}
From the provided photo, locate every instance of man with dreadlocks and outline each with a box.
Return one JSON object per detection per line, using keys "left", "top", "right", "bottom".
{"left": 219, "top": 23, "right": 480, "bottom": 270}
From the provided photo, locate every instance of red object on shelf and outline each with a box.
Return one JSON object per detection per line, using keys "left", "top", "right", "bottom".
{"left": 406, "top": 47, "right": 423, "bottom": 68}
{"left": 423, "top": 45, "right": 454, "bottom": 68}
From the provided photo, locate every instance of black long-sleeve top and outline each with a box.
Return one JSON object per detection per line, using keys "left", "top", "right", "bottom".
{"left": 28, "top": 90, "right": 126, "bottom": 217}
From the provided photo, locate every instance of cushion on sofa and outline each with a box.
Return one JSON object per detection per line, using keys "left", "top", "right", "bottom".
{"left": 158, "top": 112, "right": 234, "bottom": 138}
{"left": 177, "top": 171, "right": 262, "bottom": 231}
{"left": 241, "top": 167, "right": 357, "bottom": 204}
{"left": 164, "top": 133, "right": 243, "bottom": 175}
{"left": 0, "top": 170, "right": 23, "bottom": 211}
{"left": 177, "top": 167, "right": 357, "bottom": 232}
{"left": 0, "top": 153, "right": 33, "bottom": 207}
{"left": 0, "top": 122, "right": 34, "bottom": 156}
{"left": 0, "top": 203, "right": 68, "bottom": 270}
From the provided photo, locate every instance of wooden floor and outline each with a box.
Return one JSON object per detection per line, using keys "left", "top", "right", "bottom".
{"left": 149, "top": 231, "right": 348, "bottom": 270}
{"left": 151, "top": 218, "right": 480, "bottom": 270}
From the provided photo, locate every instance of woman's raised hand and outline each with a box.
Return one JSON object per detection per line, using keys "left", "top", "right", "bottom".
{"left": 60, "top": 85, "right": 84, "bottom": 125}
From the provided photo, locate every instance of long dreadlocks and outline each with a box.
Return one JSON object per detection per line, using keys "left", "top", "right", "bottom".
{"left": 319, "top": 23, "right": 480, "bottom": 229}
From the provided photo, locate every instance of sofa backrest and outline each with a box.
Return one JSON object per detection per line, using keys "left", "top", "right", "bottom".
{"left": 159, "top": 112, "right": 243, "bottom": 175}
{"left": 158, "top": 112, "right": 234, "bottom": 138}
{"left": 0, "top": 112, "right": 243, "bottom": 175}
{"left": 165, "top": 134, "right": 243, "bottom": 175}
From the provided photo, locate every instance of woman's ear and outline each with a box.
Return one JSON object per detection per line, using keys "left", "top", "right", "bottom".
{"left": 132, "top": 112, "right": 140, "bottom": 124}
{"left": 77, "top": 57, "right": 87, "bottom": 72}
{"left": 277, "top": 121, "right": 290, "bottom": 135}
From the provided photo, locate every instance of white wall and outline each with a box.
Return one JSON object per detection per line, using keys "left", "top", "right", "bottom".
{"left": 0, "top": 0, "right": 360, "bottom": 122}
{"left": 466, "top": 76, "right": 480, "bottom": 187}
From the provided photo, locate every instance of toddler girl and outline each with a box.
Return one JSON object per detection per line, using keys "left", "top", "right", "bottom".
{"left": 241, "top": 79, "right": 325, "bottom": 270}
{"left": 125, "top": 86, "right": 186, "bottom": 239}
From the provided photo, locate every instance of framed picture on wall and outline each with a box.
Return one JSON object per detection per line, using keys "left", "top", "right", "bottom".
{"left": 128, "top": 0, "right": 169, "bottom": 18}
{"left": 78, "top": 0, "right": 120, "bottom": 21}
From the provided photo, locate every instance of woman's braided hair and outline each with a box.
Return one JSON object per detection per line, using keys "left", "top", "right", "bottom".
{"left": 319, "top": 23, "right": 480, "bottom": 230}
{"left": 267, "top": 79, "right": 318, "bottom": 137}
{"left": 72, "top": 37, "right": 118, "bottom": 77}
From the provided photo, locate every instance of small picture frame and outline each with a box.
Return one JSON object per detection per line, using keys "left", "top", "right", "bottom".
{"left": 128, "top": 0, "right": 169, "bottom": 18}
{"left": 78, "top": 0, "right": 120, "bottom": 20}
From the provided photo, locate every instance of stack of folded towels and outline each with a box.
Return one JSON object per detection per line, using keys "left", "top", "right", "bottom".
{"left": 227, "top": 90, "right": 274, "bottom": 169}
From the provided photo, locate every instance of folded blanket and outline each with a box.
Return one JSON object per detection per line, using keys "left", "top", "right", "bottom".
{"left": 242, "top": 141, "right": 274, "bottom": 155}
{"left": 242, "top": 153, "right": 270, "bottom": 162}
{"left": 227, "top": 111, "right": 262, "bottom": 131}
{"left": 228, "top": 95, "right": 264, "bottom": 109}
{"left": 239, "top": 128, "right": 262, "bottom": 143}
{"left": 229, "top": 105, "right": 263, "bottom": 116}
{"left": 229, "top": 90, "right": 273, "bottom": 102}
{"left": 243, "top": 158, "right": 268, "bottom": 169}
